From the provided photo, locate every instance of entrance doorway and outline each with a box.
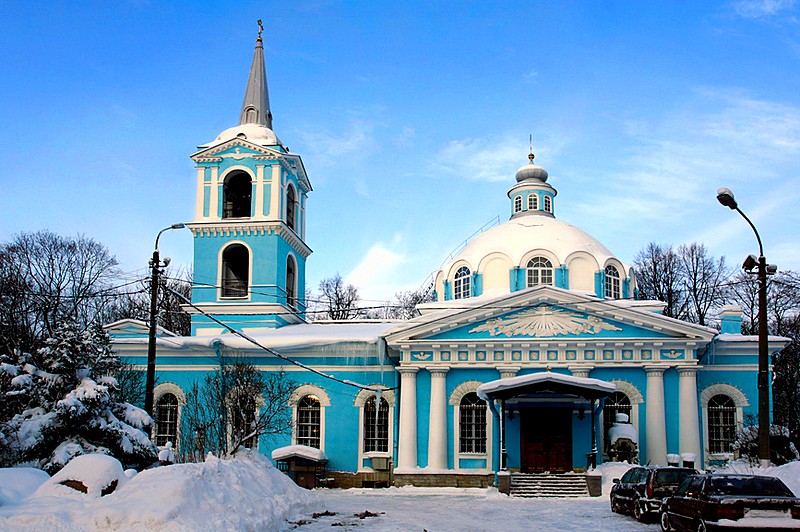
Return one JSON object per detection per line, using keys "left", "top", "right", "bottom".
{"left": 521, "top": 408, "right": 572, "bottom": 473}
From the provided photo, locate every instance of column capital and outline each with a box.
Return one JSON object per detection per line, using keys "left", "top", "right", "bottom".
{"left": 496, "top": 366, "right": 520, "bottom": 379}
{"left": 568, "top": 365, "right": 595, "bottom": 378}
{"left": 426, "top": 366, "right": 451, "bottom": 376}
{"left": 677, "top": 366, "right": 699, "bottom": 377}
{"left": 398, "top": 366, "right": 419, "bottom": 375}
{"left": 644, "top": 366, "right": 667, "bottom": 375}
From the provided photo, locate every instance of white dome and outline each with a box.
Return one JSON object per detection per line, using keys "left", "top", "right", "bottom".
{"left": 203, "top": 123, "right": 282, "bottom": 148}
{"left": 515, "top": 163, "right": 549, "bottom": 183}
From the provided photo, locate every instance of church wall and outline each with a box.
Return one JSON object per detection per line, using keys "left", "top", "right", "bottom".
{"left": 663, "top": 368, "right": 681, "bottom": 459}
{"left": 415, "top": 369, "right": 431, "bottom": 468}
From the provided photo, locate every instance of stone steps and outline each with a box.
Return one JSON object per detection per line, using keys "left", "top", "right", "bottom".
{"left": 509, "top": 473, "right": 589, "bottom": 498}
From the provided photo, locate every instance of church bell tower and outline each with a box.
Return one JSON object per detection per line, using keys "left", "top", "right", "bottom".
{"left": 186, "top": 22, "right": 311, "bottom": 335}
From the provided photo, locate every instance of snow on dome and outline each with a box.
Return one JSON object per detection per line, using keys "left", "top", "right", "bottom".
{"left": 515, "top": 162, "right": 549, "bottom": 183}
{"left": 202, "top": 122, "right": 282, "bottom": 148}
{"left": 271, "top": 445, "right": 328, "bottom": 463}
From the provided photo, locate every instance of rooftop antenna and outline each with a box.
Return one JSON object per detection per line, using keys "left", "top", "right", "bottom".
{"left": 257, "top": 19, "right": 264, "bottom": 41}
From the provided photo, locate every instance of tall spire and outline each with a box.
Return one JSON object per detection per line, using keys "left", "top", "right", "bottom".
{"left": 239, "top": 19, "right": 273, "bottom": 129}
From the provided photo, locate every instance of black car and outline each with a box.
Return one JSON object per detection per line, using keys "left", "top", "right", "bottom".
{"left": 660, "top": 473, "right": 800, "bottom": 531}
{"left": 611, "top": 466, "right": 699, "bottom": 522}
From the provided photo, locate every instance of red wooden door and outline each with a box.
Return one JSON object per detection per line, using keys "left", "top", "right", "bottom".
{"left": 521, "top": 408, "right": 572, "bottom": 473}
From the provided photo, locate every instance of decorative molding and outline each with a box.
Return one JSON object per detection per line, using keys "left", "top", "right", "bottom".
{"left": 153, "top": 382, "right": 187, "bottom": 405}
{"left": 449, "top": 380, "right": 485, "bottom": 405}
{"left": 288, "top": 384, "right": 331, "bottom": 406}
{"left": 700, "top": 383, "right": 749, "bottom": 408}
{"left": 469, "top": 306, "right": 622, "bottom": 337}
{"left": 609, "top": 379, "right": 643, "bottom": 404}
{"left": 353, "top": 387, "right": 396, "bottom": 407}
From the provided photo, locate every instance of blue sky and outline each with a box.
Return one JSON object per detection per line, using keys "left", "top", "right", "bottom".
{"left": 1, "top": 1, "right": 798, "bottom": 303}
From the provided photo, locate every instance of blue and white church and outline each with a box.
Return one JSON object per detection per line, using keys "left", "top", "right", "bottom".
{"left": 108, "top": 31, "right": 789, "bottom": 492}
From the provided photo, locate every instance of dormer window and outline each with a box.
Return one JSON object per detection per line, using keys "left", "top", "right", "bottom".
{"left": 605, "top": 265, "right": 621, "bottom": 299}
{"left": 544, "top": 195, "right": 552, "bottom": 213}
{"left": 454, "top": 266, "right": 471, "bottom": 299}
{"left": 527, "top": 257, "right": 553, "bottom": 286}
{"left": 286, "top": 184, "right": 297, "bottom": 230}
{"left": 223, "top": 172, "right": 252, "bottom": 218}
{"left": 514, "top": 196, "right": 522, "bottom": 213}
{"left": 528, "top": 194, "right": 538, "bottom": 211}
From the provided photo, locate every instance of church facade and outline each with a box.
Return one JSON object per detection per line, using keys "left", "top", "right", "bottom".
{"left": 108, "top": 32, "right": 788, "bottom": 489}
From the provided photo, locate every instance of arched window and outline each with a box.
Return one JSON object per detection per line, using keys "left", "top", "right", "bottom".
{"left": 459, "top": 393, "right": 486, "bottom": 453}
{"left": 223, "top": 172, "right": 252, "bottom": 218}
{"left": 363, "top": 396, "right": 389, "bottom": 453}
{"left": 230, "top": 390, "right": 258, "bottom": 449}
{"left": 221, "top": 244, "right": 249, "bottom": 298}
{"left": 454, "top": 266, "right": 471, "bottom": 300}
{"left": 297, "top": 395, "right": 321, "bottom": 448}
{"left": 514, "top": 196, "right": 522, "bottom": 213}
{"left": 544, "top": 195, "right": 552, "bottom": 213}
{"left": 528, "top": 194, "right": 538, "bottom": 211}
{"left": 286, "top": 185, "right": 297, "bottom": 230}
{"left": 602, "top": 391, "right": 632, "bottom": 452}
{"left": 605, "top": 265, "right": 621, "bottom": 299}
{"left": 526, "top": 257, "right": 553, "bottom": 287}
{"left": 708, "top": 395, "right": 736, "bottom": 454}
{"left": 155, "top": 393, "right": 179, "bottom": 447}
{"left": 286, "top": 256, "right": 297, "bottom": 310}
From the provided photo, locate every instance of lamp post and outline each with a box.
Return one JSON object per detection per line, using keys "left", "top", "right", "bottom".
{"left": 716, "top": 187, "right": 771, "bottom": 467}
{"left": 144, "top": 223, "right": 186, "bottom": 418}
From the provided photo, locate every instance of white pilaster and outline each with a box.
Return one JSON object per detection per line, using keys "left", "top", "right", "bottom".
{"left": 427, "top": 367, "right": 449, "bottom": 470}
{"left": 645, "top": 367, "right": 668, "bottom": 465}
{"left": 195, "top": 167, "right": 205, "bottom": 220}
{"left": 254, "top": 164, "right": 265, "bottom": 220}
{"left": 269, "top": 165, "right": 281, "bottom": 219}
{"left": 397, "top": 367, "right": 419, "bottom": 469}
{"left": 210, "top": 166, "right": 220, "bottom": 220}
{"left": 678, "top": 367, "right": 701, "bottom": 461}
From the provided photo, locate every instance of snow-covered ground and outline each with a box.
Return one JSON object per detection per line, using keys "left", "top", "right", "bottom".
{"left": 3, "top": 457, "right": 800, "bottom": 531}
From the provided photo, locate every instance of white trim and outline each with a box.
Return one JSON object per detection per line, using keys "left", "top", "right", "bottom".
{"left": 153, "top": 382, "right": 186, "bottom": 451}
{"left": 289, "top": 384, "right": 329, "bottom": 452}
{"left": 217, "top": 240, "right": 253, "bottom": 301}
{"left": 449, "top": 380, "right": 493, "bottom": 472}
{"left": 354, "top": 387, "right": 396, "bottom": 471}
{"left": 701, "top": 383, "right": 748, "bottom": 464}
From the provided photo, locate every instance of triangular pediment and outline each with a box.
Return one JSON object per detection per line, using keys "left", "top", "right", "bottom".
{"left": 103, "top": 319, "right": 178, "bottom": 338}
{"left": 385, "top": 286, "right": 717, "bottom": 344}
{"left": 191, "top": 138, "right": 284, "bottom": 161}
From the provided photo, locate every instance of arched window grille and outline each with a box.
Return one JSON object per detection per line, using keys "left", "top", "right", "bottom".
{"left": 221, "top": 244, "right": 249, "bottom": 298}
{"left": 155, "top": 393, "right": 179, "bottom": 447}
{"left": 454, "top": 266, "right": 471, "bottom": 300}
{"left": 286, "top": 256, "right": 296, "bottom": 309}
{"left": 297, "top": 395, "right": 321, "bottom": 448}
{"left": 526, "top": 257, "right": 554, "bottom": 287}
{"left": 286, "top": 185, "right": 297, "bottom": 230}
{"left": 514, "top": 196, "right": 522, "bottom": 213}
{"left": 544, "top": 195, "right": 552, "bottom": 213}
{"left": 708, "top": 395, "right": 737, "bottom": 453}
{"left": 223, "top": 172, "right": 252, "bottom": 218}
{"left": 602, "top": 391, "right": 632, "bottom": 452}
{"left": 605, "top": 265, "right": 621, "bottom": 299}
{"left": 459, "top": 392, "right": 487, "bottom": 453}
{"left": 363, "top": 396, "right": 389, "bottom": 453}
{"left": 528, "top": 194, "right": 538, "bottom": 211}
{"left": 230, "top": 390, "right": 257, "bottom": 449}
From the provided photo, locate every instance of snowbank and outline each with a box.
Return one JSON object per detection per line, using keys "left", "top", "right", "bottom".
{"left": 715, "top": 459, "right": 800, "bottom": 497}
{"left": 0, "top": 468, "right": 49, "bottom": 506}
{"left": 0, "top": 453, "right": 318, "bottom": 531}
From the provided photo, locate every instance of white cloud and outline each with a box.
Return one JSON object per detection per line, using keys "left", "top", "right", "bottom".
{"left": 732, "top": 0, "right": 798, "bottom": 18}
{"left": 428, "top": 134, "right": 537, "bottom": 182}
{"left": 344, "top": 239, "right": 410, "bottom": 302}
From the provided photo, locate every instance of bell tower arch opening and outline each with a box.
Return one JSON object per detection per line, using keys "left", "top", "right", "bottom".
{"left": 223, "top": 171, "right": 252, "bottom": 218}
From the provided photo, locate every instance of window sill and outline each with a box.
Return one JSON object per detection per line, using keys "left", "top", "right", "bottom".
{"left": 363, "top": 451, "right": 391, "bottom": 458}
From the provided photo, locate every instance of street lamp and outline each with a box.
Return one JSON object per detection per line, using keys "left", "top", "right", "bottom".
{"left": 144, "top": 223, "right": 187, "bottom": 418}
{"left": 716, "top": 187, "right": 774, "bottom": 467}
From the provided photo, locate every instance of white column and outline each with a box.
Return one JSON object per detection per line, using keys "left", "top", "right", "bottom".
{"left": 427, "top": 367, "right": 449, "bottom": 470}
{"left": 254, "top": 164, "right": 265, "bottom": 219}
{"left": 497, "top": 366, "right": 520, "bottom": 379}
{"left": 678, "top": 367, "right": 701, "bottom": 462}
{"left": 569, "top": 365, "right": 594, "bottom": 378}
{"left": 210, "top": 166, "right": 220, "bottom": 220}
{"left": 645, "top": 367, "right": 668, "bottom": 465}
{"left": 269, "top": 165, "right": 282, "bottom": 219}
{"left": 195, "top": 167, "right": 205, "bottom": 220}
{"left": 397, "top": 367, "right": 419, "bottom": 469}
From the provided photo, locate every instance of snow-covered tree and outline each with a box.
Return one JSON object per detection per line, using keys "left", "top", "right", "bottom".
{"left": 0, "top": 321, "right": 157, "bottom": 473}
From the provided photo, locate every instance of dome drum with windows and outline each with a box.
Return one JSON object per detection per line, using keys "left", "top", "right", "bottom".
{"left": 433, "top": 151, "right": 635, "bottom": 302}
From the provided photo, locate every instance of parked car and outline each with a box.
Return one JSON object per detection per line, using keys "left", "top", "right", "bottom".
{"left": 659, "top": 473, "right": 800, "bottom": 531}
{"left": 611, "top": 466, "right": 699, "bottom": 522}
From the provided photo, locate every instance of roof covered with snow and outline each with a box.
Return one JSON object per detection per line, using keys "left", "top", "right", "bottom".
{"left": 477, "top": 371, "right": 617, "bottom": 401}
{"left": 271, "top": 445, "right": 328, "bottom": 463}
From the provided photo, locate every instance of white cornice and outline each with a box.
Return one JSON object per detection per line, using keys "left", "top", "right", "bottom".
{"left": 186, "top": 220, "right": 312, "bottom": 258}
{"left": 180, "top": 302, "right": 305, "bottom": 324}
{"left": 191, "top": 138, "right": 284, "bottom": 162}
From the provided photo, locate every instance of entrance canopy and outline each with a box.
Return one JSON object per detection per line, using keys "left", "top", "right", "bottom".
{"left": 476, "top": 372, "right": 616, "bottom": 402}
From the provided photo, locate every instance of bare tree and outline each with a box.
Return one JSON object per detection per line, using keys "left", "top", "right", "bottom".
{"left": 180, "top": 357, "right": 294, "bottom": 459}
{"left": 0, "top": 231, "right": 121, "bottom": 354}
{"left": 315, "top": 274, "right": 362, "bottom": 320}
{"left": 372, "top": 287, "right": 434, "bottom": 319}
{"left": 633, "top": 242, "right": 688, "bottom": 320}
{"left": 677, "top": 243, "right": 730, "bottom": 326}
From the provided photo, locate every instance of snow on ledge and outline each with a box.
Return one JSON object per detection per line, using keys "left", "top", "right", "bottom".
{"left": 271, "top": 445, "right": 328, "bottom": 463}
{"left": 477, "top": 372, "right": 616, "bottom": 401}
